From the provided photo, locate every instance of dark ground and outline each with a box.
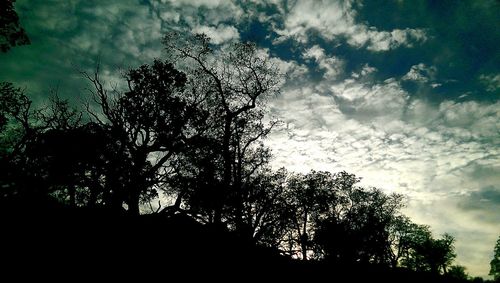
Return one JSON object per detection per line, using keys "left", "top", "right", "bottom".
{"left": 0, "top": 202, "right": 470, "bottom": 282}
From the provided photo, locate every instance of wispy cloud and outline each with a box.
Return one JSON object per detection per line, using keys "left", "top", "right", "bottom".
{"left": 192, "top": 24, "right": 240, "bottom": 44}
{"left": 303, "top": 45, "right": 344, "bottom": 79}
{"left": 480, "top": 73, "right": 500, "bottom": 92}
{"left": 274, "top": 0, "right": 427, "bottom": 51}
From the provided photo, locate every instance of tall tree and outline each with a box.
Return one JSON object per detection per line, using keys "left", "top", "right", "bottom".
{"left": 286, "top": 170, "right": 339, "bottom": 260}
{"left": 84, "top": 60, "right": 200, "bottom": 215}
{"left": 240, "top": 167, "right": 292, "bottom": 246}
{"left": 163, "top": 33, "right": 281, "bottom": 227}
{"left": 386, "top": 215, "right": 417, "bottom": 268}
{"left": 490, "top": 236, "right": 500, "bottom": 281}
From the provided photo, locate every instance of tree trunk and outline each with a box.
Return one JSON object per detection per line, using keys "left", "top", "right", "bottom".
{"left": 215, "top": 115, "right": 233, "bottom": 225}
{"left": 68, "top": 187, "right": 76, "bottom": 207}
{"left": 301, "top": 210, "right": 308, "bottom": 260}
{"left": 234, "top": 146, "right": 243, "bottom": 234}
{"left": 128, "top": 188, "right": 140, "bottom": 216}
{"left": 301, "top": 234, "right": 308, "bottom": 261}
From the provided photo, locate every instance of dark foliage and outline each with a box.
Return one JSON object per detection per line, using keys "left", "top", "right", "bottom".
{"left": 0, "top": 0, "right": 30, "bottom": 52}
{"left": 491, "top": 236, "right": 500, "bottom": 281}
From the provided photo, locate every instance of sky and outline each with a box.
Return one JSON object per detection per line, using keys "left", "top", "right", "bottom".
{"left": 1, "top": 0, "right": 499, "bottom": 277}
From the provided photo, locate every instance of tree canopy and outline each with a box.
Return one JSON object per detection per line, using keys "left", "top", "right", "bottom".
{"left": 0, "top": 0, "right": 30, "bottom": 52}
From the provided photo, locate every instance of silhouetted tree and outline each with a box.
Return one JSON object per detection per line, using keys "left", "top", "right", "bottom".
{"left": 433, "top": 234, "right": 457, "bottom": 274}
{"left": 386, "top": 215, "right": 417, "bottom": 268}
{"left": 0, "top": 86, "right": 93, "bottom": 210}
{"left": 83, "top": 60, "right": 201, "bottom": 215}
{"left": 490, "top": 236, "right": 500, "bottom": 281}
{"left": 399, "top": 223, "right": 432, "bottom": 270}
{"left": 22, "top": 122, "right": 118, "bottom": 208}
{"left": 0, "top": 82, "right": 40, "bottom": 204}
{"left": 447, "top": 265, "right": 469, "bottom": 281}
{"left": 0, "top": 82, "right": 33, "bottom": 157}
{"left": 402, "top": 226, "right": 456, "bottom": 274}
{"left": 163, "top": 33, "right": 281, "bottom": 227}
{"left": 240, "top": 167, "right": 292, "bottom": 246}
{"left": 285, "top": 170, "right": 339, "bottom": 260}
{"left": 314, "top": 177, "right": 404, "bottom": 265}
{"left": 21, "top": 95, "right": 84, "bottom": 205}
{"left": 0, "top": 0, "right": 30, "bottom": 52}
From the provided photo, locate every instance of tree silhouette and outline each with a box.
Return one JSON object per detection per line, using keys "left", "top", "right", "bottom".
{"left": 314, "top": 180, "right": 404, "bottom": 265}
{"left": 0, "top": 0, "right": 30, "bottom": 52}
{"left": 240, "top": 167, "right": 292, "bottom": 246}
{"left": 0, "top": 86, "right": 92, "bottom": 211}
{"left": 276, "top": 170, "right": 406, "bottom": 263}
{"left": 163, "top": 33, "right": 281, "bottom": 227}
{"left": 490, "top": 236, "right": 500, "bottom": 281}
{"left": 402, "top": 227, "right": 456, "bottom": 274}
{"left": 447, "top": 265, "right": 469, "bottom": 281}
{"left": 0, "top": 82, "right": 40, "bottom": 203}
{"left": 0, "top": 82, "right": 33, "bottom": 156}
{"left": 83, "top": 60, "right": 200, "bottom": 215}
{"left": 386, "top": 215, "right": 415, "bottom": 268}
{"left": 285, "top": 170, "right": 340, "bottom": 260}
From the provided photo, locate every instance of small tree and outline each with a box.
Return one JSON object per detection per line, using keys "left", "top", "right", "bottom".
{"left": 314, "top": 182, "right": 404, "bottom": 265}
{"left": 447, "top": 265, "right": 469, "bottom": 281}
{"left": 0, "top": 82, "right": 34, "bottom": 157}
{"left": 0, "top": 82, "right": 34, "bottom": 203}
{"left": 402, "top": 227, "right": 456, "bottom": 274}
{"left": 490, "top": 236, "right": 500, "bottom": 281}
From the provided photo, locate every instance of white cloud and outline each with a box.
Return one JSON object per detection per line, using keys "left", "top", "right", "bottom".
{"left": 479, "top": 73, "right": 500, "bottom": 92}
{"left": 275, "top": 0, "right": 427, "bottom": 51}
{"left": 364, "top": 28, "right": 427, "bottom": 51}
{"left": 303, "top": 45, "right": 344, "bottom": 79}
{"left": 151, "top": 0, "right": 243, "bottom": 27}
{"left": 361, "top": 64, "right": 377, "bottom": 76}
{"left": 24, "top": 0, "right": 80, "bottom": 33}
{"left": 168, "top": 0, "right": 231, "bottom": 8}
{"left": 270, "top": 58, "right": 309, "bottom": 81}
{"left": 159, "top": 10, "right": 180, "bottom": 22}
{"left": 402, "top": 63, "right": 437, "bottom": 82}
{"left": 437, "top": 100, "right": 500, "bottom": 139}
{"left": 351, "top": 64, "right": 377, "bottom": 78}
{"left": 329, "top": 77, "right": 409, "bottom": 123}
{"left": 192, "top": 24, "right": 240, "bottom": 44}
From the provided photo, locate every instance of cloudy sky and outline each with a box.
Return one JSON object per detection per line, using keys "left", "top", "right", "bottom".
{"left": 1, "top": 0, "right": 499, "bottom": 277}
